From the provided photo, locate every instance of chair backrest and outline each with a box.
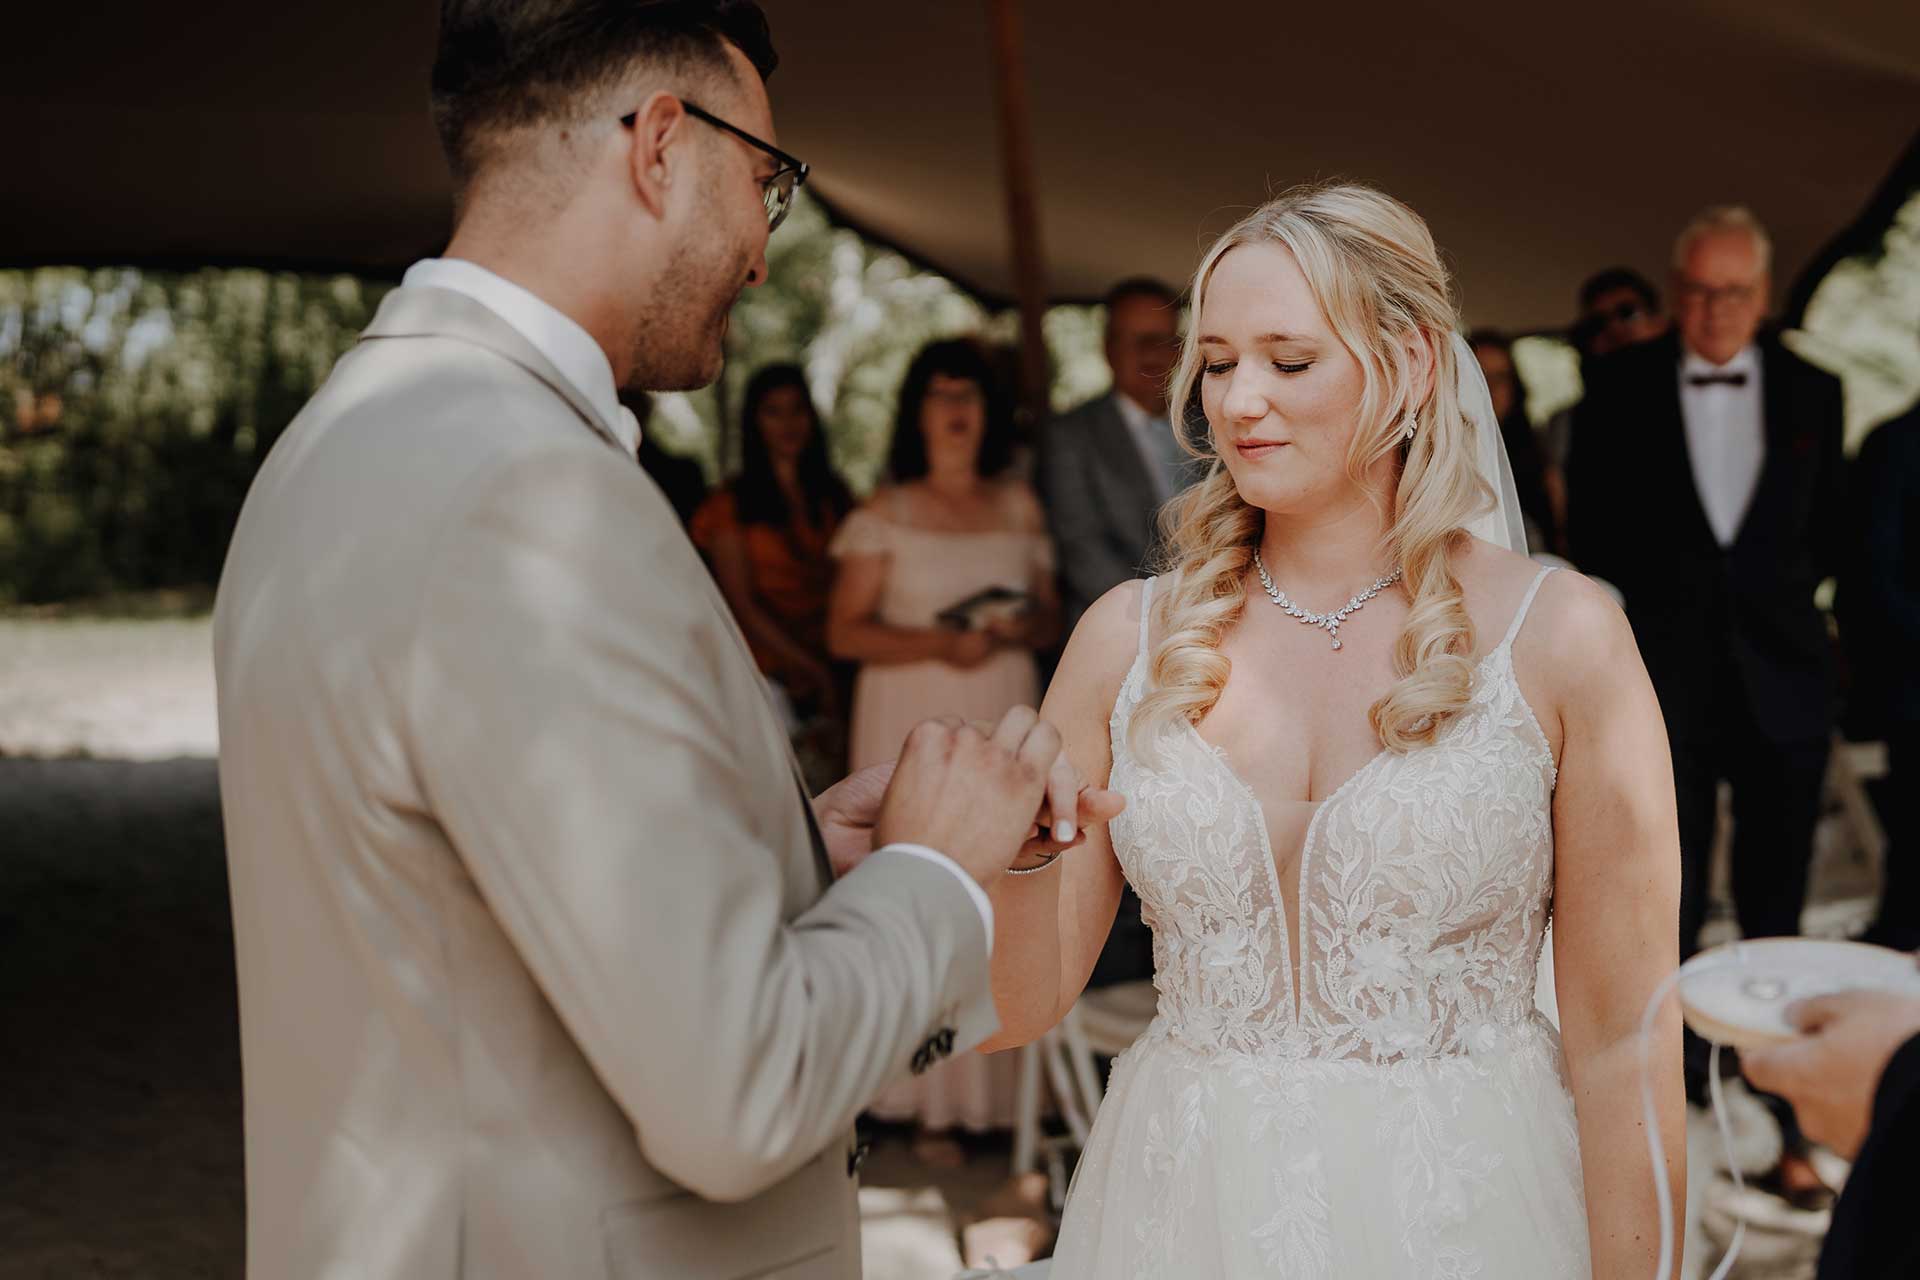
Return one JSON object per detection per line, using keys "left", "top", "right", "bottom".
{"left": 1038, "top": 981, "right": 1158, "bottom": 1145}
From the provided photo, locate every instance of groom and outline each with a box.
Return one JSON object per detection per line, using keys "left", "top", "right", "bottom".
{"left": 212, "top": 3, "right": 1112, "bottom": 1276}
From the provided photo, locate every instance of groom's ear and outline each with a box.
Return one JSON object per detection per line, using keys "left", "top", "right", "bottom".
{"left": 624, "top": 91, "right": 689, "bottom": 220}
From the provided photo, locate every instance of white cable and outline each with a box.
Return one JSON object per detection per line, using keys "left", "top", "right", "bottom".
{"left": 1703, "top": 1044, "right": 1748, "bottom": 1280}
{"left": 1642, "top": 945, "right": 1752, "bottom": 1280}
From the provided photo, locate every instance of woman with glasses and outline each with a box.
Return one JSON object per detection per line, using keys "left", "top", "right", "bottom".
{"left": 827, "top": 337, "right": 1061, "bottom": 1157}
{"left": 692, "top": 365, "right": 853, "bottom": 771}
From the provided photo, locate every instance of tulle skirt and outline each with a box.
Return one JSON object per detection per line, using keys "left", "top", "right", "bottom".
{"left": 1048, "top": 1014, "right": 1591, "bottom": 1279}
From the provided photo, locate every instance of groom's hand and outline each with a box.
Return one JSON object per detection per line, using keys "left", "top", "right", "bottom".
{"left": 873, "top": 708, "right": 1074, "bottom": 890}
{"left": 813, "top": 762, "right": 894, "bottom": 878}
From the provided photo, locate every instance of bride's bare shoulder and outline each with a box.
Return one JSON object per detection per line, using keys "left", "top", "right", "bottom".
{"left": 1454, "top": 535, "right": 1541, "bottom": 596}
{"left": 1455, "top": 537, "right": 1635, "bottom": 669}
{"left": 1052, "top": 578, "right": 1152, "bottom": 709}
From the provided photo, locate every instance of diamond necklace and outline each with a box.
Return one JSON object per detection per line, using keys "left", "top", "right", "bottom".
{"left": 1251, "top": 551, "right": 1402, "bottom": 651}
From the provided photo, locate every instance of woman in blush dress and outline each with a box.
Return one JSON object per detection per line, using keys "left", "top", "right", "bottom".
{"left": 828, "top": 337, "right": 1059, "bottom": 1158}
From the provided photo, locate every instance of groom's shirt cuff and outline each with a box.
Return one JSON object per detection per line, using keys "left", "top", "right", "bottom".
{"left": 874, "top": 843, "right": 994, "bottom": 956}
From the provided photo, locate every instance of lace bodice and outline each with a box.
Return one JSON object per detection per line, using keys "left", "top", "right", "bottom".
{"left": 1109, "top": 570, "right": 1559, "bottom": 1065}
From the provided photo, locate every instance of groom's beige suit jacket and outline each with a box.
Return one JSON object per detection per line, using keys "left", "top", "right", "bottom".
{"left": 213, "top": 284, "right": 997, "bottom": 1279}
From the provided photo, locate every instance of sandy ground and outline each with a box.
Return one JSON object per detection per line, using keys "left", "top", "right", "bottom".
{"left": 0, "top": 616, "right": 1889, "bottom": 1278}
{"left": 0, "top": 618, "right": 218, "bottom": 760}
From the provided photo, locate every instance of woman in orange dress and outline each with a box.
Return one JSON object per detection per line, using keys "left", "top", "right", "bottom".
{"left": 827, "top": 338, "right": 1060, "bottom": 1156}
{"left": 692, "top": 365, "right": 853, "bottom": 743}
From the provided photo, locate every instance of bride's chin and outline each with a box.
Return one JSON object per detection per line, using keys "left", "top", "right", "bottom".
{"left": 1227, "top": 468, "right": 1309, "bottom": 510}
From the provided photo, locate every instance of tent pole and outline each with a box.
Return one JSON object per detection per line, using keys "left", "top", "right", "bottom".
{"left": 988, "top": 0, "right": 1051, "bottom": 433}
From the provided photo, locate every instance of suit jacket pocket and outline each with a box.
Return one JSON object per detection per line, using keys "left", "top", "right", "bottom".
{"left": 599, "top": 1157, "right": 841, "bottom": 1279}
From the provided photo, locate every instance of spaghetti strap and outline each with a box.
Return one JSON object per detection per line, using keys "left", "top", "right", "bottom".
{"left": 1137, "top": 576, "right": 1156, "bottom": 658}
{"left": 1498, "top": 566, "right": 1556, "bottom": 652}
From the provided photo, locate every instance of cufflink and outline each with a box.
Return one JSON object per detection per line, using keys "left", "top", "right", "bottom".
{"left": 847, "top": 1139, "right": 870, "bottom": 1178}
{"left": 911, "top": 1027, "right": 960, "bottom": 1075}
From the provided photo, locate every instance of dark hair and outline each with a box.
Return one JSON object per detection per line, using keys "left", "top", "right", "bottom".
{"left": 887, "top": 339, "right": 1015, "bottom": 482}
{"left": 1466, "top": 328, "right": 1513, "bottom": 359}
{"left": 733, "top": 364, "right": 851, "bottom": 528}
{"left": 1577, "top": 266, "right": 1661, "bottom": 315}
{"left": 1465, "top": 332, "right": 1559, "bottom": 547}
{"left": 431, "top": 0, "right": 777, "bottom": 186}
{"left": 1104, "top": 276, "right": 1179, "bottom": 315}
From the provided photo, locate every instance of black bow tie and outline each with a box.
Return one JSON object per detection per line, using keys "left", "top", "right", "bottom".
{"left": 1688, "top": 372, "right": 1749, "bottom": 388}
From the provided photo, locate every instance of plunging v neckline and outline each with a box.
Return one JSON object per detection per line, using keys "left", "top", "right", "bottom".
{"left": 1184, "top": 646, "right": 1507, "bottom": 861}
{"left": 1176, "top": 644, "right": 1511, "bottom": 1018}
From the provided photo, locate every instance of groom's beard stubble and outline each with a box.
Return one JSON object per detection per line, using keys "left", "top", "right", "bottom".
{"left": 623, "top": 239, "right": 755, "bottom": 394}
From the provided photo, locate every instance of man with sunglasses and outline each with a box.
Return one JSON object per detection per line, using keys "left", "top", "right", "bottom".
{"left": 211, "top": 4, "right": 1115, "bottom": 1277}
{"left": 1572, "top": 267, "right": 1669, "bottom": 360}
{"left": 1543, "top": 269, "right": 1670, "bottom": 506}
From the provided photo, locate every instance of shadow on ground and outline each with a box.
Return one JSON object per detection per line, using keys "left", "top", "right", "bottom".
{"left": 0, "top": 757, "right": 242, "bottom": 1280}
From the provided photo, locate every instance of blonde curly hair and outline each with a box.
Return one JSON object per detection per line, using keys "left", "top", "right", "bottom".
{"left": 1130, "top": 182, "right": 1494, "bottom": 758}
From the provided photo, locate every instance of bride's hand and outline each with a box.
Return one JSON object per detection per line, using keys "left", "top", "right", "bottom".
{"left": 1014, "top": 782, "right": 1127, "bottom": 867}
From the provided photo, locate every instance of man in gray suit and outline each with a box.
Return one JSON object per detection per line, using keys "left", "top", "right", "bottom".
{"left": 1040, "top": 277, "right": 1201, "bottom": 634}
{"left": 1038, "top": 279, "right": 1194, "bottom": 989}
{"left": 212, "top": 3, "right": 1116, "bottom": 1276}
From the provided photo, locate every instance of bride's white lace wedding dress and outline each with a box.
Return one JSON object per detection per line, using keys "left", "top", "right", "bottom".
{"left": 1048, "top": 569, "right": 1589, "bottom": 1279}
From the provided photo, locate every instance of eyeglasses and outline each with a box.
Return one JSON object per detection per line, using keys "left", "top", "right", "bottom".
{"left": 1675, "top": 280, "right": 1759, "bottom": 310}
{"left": 619, "top": 100, "right": 809, "bottom": 231}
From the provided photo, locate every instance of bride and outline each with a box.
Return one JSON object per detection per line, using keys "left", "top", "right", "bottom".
{"left": 978, "top": 183, "right": 1685, "bottom": 1277}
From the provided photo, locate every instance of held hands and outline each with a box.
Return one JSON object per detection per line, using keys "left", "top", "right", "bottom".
{"left": 943, "top": 627, "right": 998, "bottom": 669}
{"left": 869, "top": 708, "right": 1123, "bottom": 890}
{"left": 1743, "top": 977, "right": 1920, "bottom": 1159}
{"left": 983, "top": 610, "right": 1033, "bottom": 647}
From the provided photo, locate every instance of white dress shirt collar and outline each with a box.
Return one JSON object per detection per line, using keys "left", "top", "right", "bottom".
{"left": 1678, "top": 342, "right": 1765, "bottom": 547}
{"left": 402, "top": 258, "right": 640, "bottom": 457}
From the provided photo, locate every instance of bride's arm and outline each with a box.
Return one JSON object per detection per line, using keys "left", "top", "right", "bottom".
{"left": 976, "top": 580, "right": 1140, "bottom": 1052}
{"left": 1535, "top": 572, "right": 1686, "bottom": 1277}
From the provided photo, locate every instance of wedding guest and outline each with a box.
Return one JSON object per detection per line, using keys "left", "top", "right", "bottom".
{"left": 1571, "top": 266, "right": 1671, "bottom": 360}
{"left": 692, "top": 364, "right": 851, "bottom": 733}
{"left": 1040, "top": 278, "right": 1203, "bottom": 632}
{"left": 828, "top": 337, "right": 1058, "bottom": 1156}
{"left": 621, "top": 390, "right": 709, "bottom": 526}
{"left": 1544, "top": 268, "right": 1671, "bottom": 524}
{"left": 1744, "top": 986, "right": 1920, "bottom": 1278}
{"left": 1468, "top": 329, "right": 1559, "bottom": 554}
{"left": 1566, "top": 204, "right": 1846, "bottom": 1206}
{"left": 1840, "top": 402, "right": 1920, "bottom": 950}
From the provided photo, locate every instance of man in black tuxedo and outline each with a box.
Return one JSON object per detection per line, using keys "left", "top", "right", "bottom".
{"left": 1566, "top": 205, "right": 1846, "bottom": 1200}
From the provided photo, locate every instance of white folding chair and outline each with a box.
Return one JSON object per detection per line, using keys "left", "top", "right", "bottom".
{"left": 1008, "top": 981, "right": 1157, "bottom": 1211}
